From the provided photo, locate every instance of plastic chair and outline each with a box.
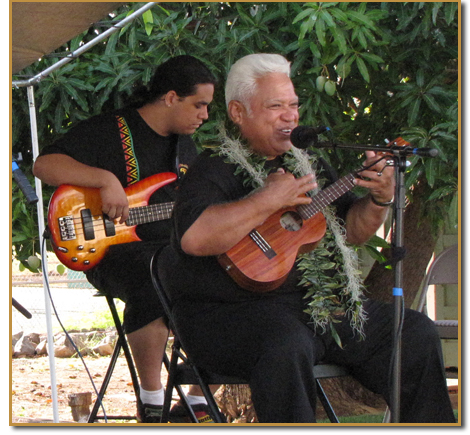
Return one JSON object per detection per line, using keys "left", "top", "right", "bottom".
{"left": 150, "top": 253, "right": 350, "bottom": 423}
{"left": 416, "top": 244, "right": 459, "bottom": 340}
{"left": 87, "top": 294, "right": 141, "bottom": 423}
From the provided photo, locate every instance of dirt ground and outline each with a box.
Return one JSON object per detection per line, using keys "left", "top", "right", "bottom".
{"left": 11, "top": 354, "right": 459, "bottom": 425}
{"left": 11, "top": 353, "right": 146, "bottom": 424}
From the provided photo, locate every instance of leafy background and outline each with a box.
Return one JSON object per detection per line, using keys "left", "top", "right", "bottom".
{"left": 12, "top": 2, "right": 458, "bottom": 286}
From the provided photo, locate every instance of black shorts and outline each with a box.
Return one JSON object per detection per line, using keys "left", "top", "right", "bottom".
{"left": 86, "top": 241, "right": 166, "bottom": 334}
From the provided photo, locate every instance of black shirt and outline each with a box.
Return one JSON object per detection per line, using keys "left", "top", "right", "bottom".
{"left": 160, "top": 149, "right": 357, "bottom": 304}
{"left": 40, "top": 107, "right": 198, "bottom": 243}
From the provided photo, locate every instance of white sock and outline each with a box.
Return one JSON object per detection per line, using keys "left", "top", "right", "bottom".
{"left": 140, "top": 386, "right": 165, "bottom": 406}
{"left": 186, "top": 394, "right": 208, "bottom": 406}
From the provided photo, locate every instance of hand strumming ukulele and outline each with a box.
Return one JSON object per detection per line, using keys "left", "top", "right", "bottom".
{"left": 218, "top": 137, "right": 408, "bottom": 292}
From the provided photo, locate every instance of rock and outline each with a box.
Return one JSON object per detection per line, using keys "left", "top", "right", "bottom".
{"left": 28, "top": 332, "right": 41, "bottom": 344}
{"left": 93, "top": 334, "right": 117, "bottom": 356}
{"left": 12, "top": 328, "right": 119, "bottom": 359}
{"left": 13, "top": 334, "right": 37, "bottom": 357}
{"left": 35, "top": 339, "right": 48, "bottom": 355}
{"left": 12, "top": 331, "right": 23, "bottom": 347}
{"left": 93, "top": 343, "right": 113, "bottom": 356}
{"left": 86, "top": 331, "right": 106, "bottom": 342}
{"left": 68, "top": 392, "right": 92, "bottom": 422}
{"left": 54, "top": 333, "right": 90, "bottom": 358}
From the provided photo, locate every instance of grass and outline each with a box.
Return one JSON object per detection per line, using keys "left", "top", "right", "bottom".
{"left": 318, "top": 414, "right": 384, "bottom": 424}
{"left": 336, "top": 414, "right": 385, "bottom": 423}
{"left": 54, "top": 302, "right": 124, "bottom": 332}
{"left": 319, "top": 410, "right": 458, "bottom": 424}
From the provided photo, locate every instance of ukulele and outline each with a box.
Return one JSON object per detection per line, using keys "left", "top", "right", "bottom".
{"left": 47, "top": 172, "right": 177, "bottom": 271}
{"left": 218, "top": 138, "right": 408, "bottom": 292}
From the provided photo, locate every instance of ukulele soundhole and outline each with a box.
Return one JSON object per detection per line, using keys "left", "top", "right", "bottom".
{"left": 280, "top": 211, "right": 303, "bottom": 232}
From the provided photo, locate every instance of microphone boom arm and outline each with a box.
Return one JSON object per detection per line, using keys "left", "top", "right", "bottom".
{"left": 314, "top": 141, "right": 438, "bottom": 158}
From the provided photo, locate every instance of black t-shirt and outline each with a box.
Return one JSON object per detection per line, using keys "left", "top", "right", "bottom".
{"left": 159, "top": 149, "right": 357, "bottom": 305}
{"left": 40, "top": 107, "right": 198, "bottom": 243}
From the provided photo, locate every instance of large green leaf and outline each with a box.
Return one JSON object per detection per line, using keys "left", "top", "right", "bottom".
{"left": 355, "top": 55, "right": 370, "bottom": 82}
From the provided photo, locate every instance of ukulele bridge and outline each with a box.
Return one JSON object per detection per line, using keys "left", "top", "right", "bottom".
{"left": 249, "top": 230, "right": 277, "bottom": 259}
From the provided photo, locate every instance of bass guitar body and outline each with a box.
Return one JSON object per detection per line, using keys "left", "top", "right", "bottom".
{"left": 47, "top": 172, "right": 177, "bottom": 271}
{"left": 218, "top": 208, "right": 327, "bottom": 292}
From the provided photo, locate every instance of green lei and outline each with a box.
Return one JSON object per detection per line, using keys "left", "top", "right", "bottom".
{"left": 214, "top": 130, "right": 366, "bottom": 346}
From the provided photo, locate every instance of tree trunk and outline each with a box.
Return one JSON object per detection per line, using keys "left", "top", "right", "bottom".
{"left": 364, "top": 181, "right": 441, "bottom": 307}
{"left": 215, "top": 384, "right": 257, "bottom": 423}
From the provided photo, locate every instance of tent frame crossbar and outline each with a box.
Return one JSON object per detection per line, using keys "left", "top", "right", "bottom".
{"left": 12, "top": 2, "right": 157, "bottom": 89}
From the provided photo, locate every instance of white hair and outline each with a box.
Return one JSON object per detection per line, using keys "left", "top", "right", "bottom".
{"left": 225, "top": 53, "right": 291, "bottom": 112}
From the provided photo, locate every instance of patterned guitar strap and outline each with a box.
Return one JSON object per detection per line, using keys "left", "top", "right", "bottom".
{"left": 117, "top": 115, "right": 183, "bottom": 201}
{"left": 116, "top": 115, "right": 140, "bottom": 186}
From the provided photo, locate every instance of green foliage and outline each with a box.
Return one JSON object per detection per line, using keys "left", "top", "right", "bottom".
{"left": 12, "top": 185, "right": 42, "bottom": 271}
{"left": 12, "top": 2, "right": 459, "bottom": 260}
{"left": 363, "top": 235, "right": 391, "bottom": 266}
{"left": 59, "top": 304, "right": 124, "bottom": 332}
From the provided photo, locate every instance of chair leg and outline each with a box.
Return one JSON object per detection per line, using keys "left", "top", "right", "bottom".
{"left": 382, "top": 406, "right": 391, "bottom": 423}
{"left": 106, "top": 296, "right": 140, "bottom": 406}
{"left": 162, "top": 342, "right": 226, "bottom": 423}
{"left": 188, "top": 364, "right": 226, "bottom": 423}
{"left": 87, "top": 339, "right": 122, "bottom": 422}
{"left": 316, "top": 379, "right": 340, "bottom": 423}
{"left": 161, "top": 349, "right": 186, "bottom": 422}
{"left": 87, "top": 296, "right": 140, "bottom": 423}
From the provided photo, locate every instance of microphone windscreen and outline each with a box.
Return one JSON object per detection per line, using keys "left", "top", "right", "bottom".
{"left": 290, "top": 126, "right": 318, "bottom": 149}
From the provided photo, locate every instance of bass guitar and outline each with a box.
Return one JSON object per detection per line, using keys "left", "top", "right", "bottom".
{"left": 218, "top": 138, "right": 408, "bottom": 292}
{"left": 47, "top": 172, "right": 177, "bottom": 271}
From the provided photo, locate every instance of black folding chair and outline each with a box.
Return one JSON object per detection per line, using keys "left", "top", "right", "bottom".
{"left": 87, "top": 294, "right": 141, "bottom": 423}
{"left": 150, "top": 253, "right": 349, "bottom": 423}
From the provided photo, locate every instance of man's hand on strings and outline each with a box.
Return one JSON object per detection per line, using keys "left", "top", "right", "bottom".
{"left": 262, "top": 168, "right": 317, "bottom": 209}
{"left": 354, "top": 150, "right": 395, "bottom": 203}
{"left": 100, "top": 178, "right": 129, "bottom": 224}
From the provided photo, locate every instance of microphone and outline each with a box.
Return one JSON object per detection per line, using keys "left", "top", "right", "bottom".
{"left": 290, "top": 125, "right": 329, "bottom": 149}
{"left": 408, "top": 147, "right": 439, "bottom": 158}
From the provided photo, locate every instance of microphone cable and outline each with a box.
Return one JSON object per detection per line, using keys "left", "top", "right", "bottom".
{"left": 40, "top": 231, "right": 108, "bottom": 423}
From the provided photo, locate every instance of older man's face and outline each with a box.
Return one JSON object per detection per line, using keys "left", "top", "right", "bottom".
{"left": 237, "top": 72, "right": 299, "bottom": 158}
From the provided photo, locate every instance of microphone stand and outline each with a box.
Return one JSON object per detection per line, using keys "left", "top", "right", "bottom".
{"left": 389, "top": 153, "right": 407, "bottom": 423}
{"left": 309, "top": 140, "right": 438, "bottom": 423}
{"left": 12, "top": 153, "right": 37, "bottom": 322}
{"left": 12, "top": 298, "right": 32, "bottom": 319}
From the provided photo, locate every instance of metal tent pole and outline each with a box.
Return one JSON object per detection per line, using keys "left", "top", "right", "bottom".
{"left": 27, "top": 85, "right": 60, "bottom": 423}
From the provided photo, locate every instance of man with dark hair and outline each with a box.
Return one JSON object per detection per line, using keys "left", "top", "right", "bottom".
{"left": 33, "top": 55, "right": 218, "bottom": 423}
{"left": 158, "top": 53, "right": 455, "bottom": 423}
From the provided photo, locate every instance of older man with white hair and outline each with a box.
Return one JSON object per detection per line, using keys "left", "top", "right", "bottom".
{"left": 157, "top": 53, "right": 455, "bottom": 423}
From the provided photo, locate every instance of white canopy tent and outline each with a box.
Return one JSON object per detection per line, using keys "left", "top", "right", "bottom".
{"left": 11, "top": 2, "right": 158, "bottom": 422}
